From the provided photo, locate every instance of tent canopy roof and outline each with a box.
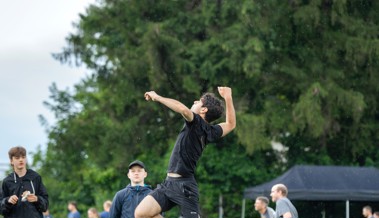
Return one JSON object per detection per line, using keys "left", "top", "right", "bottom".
{"left": 244, "top": 165, "right": 379, "bottom": 201}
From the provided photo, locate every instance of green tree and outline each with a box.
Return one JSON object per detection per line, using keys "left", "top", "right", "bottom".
{"left": 34, "top": 0, "right": 379, "bottom": 217}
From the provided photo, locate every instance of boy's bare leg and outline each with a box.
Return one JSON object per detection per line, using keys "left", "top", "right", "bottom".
{"left": 135, "top": 195, "right": 163, "bottom": 218}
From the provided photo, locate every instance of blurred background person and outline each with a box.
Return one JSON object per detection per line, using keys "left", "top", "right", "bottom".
{"left": 363, "top": 206, "right": 374, "bottom": 218}
{"left": 100, "top": 200, "right": 112, "bottom": 218}
{"left": 43, "top": 209, "right": 53, "bottom": 218}
{"left": 67, "top": 201, "right": 80, "bottom": 218}
{"left": 270, "top": 184, "right": 298, "bottom": 218}
{"left": 88, "top": 207, "right": 100, "bottom": 218}
{"left": 254, "top": 196, "right": 275, "bottom": 218}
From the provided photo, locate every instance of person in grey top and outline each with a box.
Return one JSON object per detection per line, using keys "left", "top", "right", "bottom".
{"left": 362, "top": 205, "right": 374, "bottom": 218}
{"left": 254, "top": 196, "right": 276, "bottom": 218}
{"left": 270, "top": 184, "right": 298, "bottom": 218}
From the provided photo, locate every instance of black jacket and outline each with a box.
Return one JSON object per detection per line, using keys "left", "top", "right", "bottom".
{"left": 0, "top": 169, "right": 49, "bottom": 218}
{"left": 109, "top": 184, "right": 152, "bottom": 218}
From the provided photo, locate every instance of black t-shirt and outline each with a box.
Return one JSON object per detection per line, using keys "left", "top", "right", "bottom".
{"left": 167, "top": 113, "right": 223, "bottom": 177}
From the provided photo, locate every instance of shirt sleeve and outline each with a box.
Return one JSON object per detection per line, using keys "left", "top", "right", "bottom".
{"left": 275, "top": 200, "right": 289, "bottom": 217}
{"left": 187, "top": 113, "right": 223, "bottom": 142}
{"left": 208, "top": 124, "right": 223, "bottom": 142}
{"left": 1, "top": 180, "right": 14, "bottom": 215}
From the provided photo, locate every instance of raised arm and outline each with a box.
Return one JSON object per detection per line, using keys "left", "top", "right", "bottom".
{"left": 144, "top": 91, "right": 194, "bottom": 121}
{"left": 217, "top": 87, "right": 236, "bottom": 137}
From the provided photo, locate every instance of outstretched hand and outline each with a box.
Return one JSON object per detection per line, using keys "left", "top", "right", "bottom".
{"left": 218, "top": 87, "right": 232, "bottom": 99}
{"left": 144, "top": 91, "right": 159, "bottom": 101}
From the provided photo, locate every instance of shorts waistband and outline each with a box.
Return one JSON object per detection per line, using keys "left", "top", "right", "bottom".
{"left": 166, "top": 175, "right": 195, "bottom": 182}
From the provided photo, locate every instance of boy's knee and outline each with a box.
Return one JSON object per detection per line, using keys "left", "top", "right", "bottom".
{"left": 135, "top": 207, "right": 153, "bottom": 218}
{"left": 134, "top": 208, "right": 144, "bottom": 218}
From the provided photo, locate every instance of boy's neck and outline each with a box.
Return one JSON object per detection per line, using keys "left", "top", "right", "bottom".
{"left": 14, "top": 168, "right": 27, "bottom": 177}
{"left": 259, "top": 207, "right": 267, "bottom": 215}
{"left": 131, "top": 182, "right": 144, "bottom": 187}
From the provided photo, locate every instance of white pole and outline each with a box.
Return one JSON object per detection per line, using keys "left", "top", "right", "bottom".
{"left": 241, "top": 198, "right": 246, "bottom": 218}
{"left": 346, "top": 200, "right": 350, "bottom": 218}
{"left": 219, "top": 194, "right": 223, "bottom": 218}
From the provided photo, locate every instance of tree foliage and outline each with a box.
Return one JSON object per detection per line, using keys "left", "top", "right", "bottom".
{"left": 34, "top": 0, "right": 379, "bottom": 217}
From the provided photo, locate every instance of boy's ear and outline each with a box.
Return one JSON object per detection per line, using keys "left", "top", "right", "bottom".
{"left": 200, "top": 107, "right": 208, "bottom": 114}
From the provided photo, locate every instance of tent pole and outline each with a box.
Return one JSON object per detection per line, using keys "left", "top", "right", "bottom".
{"left": 241, "top": 198, "right": 246, "bottom": 218}
{"left": 346, "top": 200, "right": 349, "bottom": 218}
{"left": 219, "top": 194, "right": 223, "bottom": 218}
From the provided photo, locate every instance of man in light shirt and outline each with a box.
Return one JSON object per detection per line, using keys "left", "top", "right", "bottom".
{"left": 270, "top": 184, "right": 298, "bottom": 218}
{"left": 363, "top": 205, "right": 375, "bottom": 218}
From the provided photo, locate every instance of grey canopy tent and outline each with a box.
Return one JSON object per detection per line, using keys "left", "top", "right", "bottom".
{"left": 242, "top": 165, "right": 379, "bottom": 218}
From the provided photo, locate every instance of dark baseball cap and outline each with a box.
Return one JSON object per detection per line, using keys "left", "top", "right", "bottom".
{"left": 128, "top": 160, "right": 146, "bottom": 170}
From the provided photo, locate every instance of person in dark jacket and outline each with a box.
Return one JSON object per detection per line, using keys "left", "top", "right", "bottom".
{"left": 109, "top": 160, "right": 151, "bottom": 218}
{"left": 0, "top": 146, "right": 49, "bottom": 218}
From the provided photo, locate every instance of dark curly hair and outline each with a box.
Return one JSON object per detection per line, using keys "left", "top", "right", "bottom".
{"left": 201, "top": 93, "right": 224, "bottom": 122}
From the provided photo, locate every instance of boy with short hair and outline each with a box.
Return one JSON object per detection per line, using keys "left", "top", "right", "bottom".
{"left": 0, "top": 146, "right": 49, "bottom": 218}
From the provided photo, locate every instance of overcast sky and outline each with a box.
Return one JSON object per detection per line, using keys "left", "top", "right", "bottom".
{"left": 0, "top": 0, "right": 95, "bottom": 177}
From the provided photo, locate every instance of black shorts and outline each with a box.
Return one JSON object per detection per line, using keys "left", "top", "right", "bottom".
{"left": 149, "top": 176, "right": 200, "bottom": 217}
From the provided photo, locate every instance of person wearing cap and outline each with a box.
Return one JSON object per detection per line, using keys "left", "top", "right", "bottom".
{"left": 109, "top": 160, "right": 151, "bottom": 218}
{"left": 136, "top": 87, "right": 236, "bottom": 218}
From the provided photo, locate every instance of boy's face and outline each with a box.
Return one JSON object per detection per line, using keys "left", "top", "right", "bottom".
{"left": 88, "top": 210, "right": 96, "bottom": 218}
{"left": 270, "top": 187, "right": 281, "bottom": 202}
{"left": 254, "top": 199, "right": 265, "bottom": 211}
{"left": 10, "top": 155, "right": 26, "bottom": 170}
{"left": 363, "top": 208, "right": 371, "bottom": 217}
{"left": 127, "top": 165, "right": 147, "bottom": 185}
{"left": 190, "top": 98, "right": 204, "bottom": 114}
